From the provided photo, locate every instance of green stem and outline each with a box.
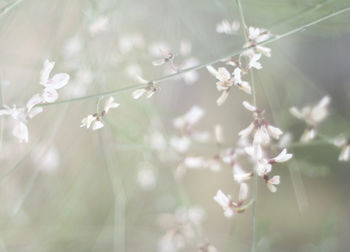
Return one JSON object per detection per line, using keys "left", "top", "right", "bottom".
{"left": 0, "top": 0, "right": 24, "bottom": 18}
{"left": 31, "top": 6, "right": 350, "bottom": 108}
{"left": 235, "top": 0, "right": 258, "bottom": 251}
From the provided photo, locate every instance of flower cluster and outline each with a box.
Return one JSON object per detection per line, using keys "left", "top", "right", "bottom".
{"left": 207, "top": 26, "right": 272, "bottom": 106}
{"left": 0, "top": 60, "right": 69, "bottom": 142}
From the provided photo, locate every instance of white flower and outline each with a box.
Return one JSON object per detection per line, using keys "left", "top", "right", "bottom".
{"left": 92, "top": 120, "right": 104, "bottom": 130}
{"left": 238, "top": 183, "right": 249, "bottom": 202}
{"left": 40, "top": 59, "right": 70, "bottom": 103}
{"left": 132, "top": 76, "right": 158, "bottom": 99}
{"left": 333, "top": 137, "right": 350, "bottom": 162}
{"left": 12, "top": 122, "right": 29, "bottom": 143}
{"left": 239, "top": 101, "right": 283, "bottom": 145}
{"left": 170, "top": 136, "right": 191, "bottom": 153}
{"left": 233, "top": 164, "right": 253, "bottom": 183}
{"left": 80, "top": 114, "right": 97, "bottom": 129}
{"left": 300, "top": 127, "right": 316, "bottom": 142}
{"left": 216, "top": 20, "right": 240, "bottom": 35}
{"left": 213, "top": 190, "right": 234, "bottom": 218}
{"left": 290, "top": 96, "right": 330, "bottom": 127}
{"left": 119, "top": 33, "right": 145, "bottom": 54}
{"left": 103, "top": 97, "right": 120, "bottom": 114}
{"left": 214, "top": 124, "right": 224, "bottom": 144}
{"left": 266, "top": 175, "right": 280, "bottom": 193}
{"left": 248, "top": 53, "right": 262, "bottom": 70}
{"left": 89, "top": 16, "right": 109, "bottom": 35}
{"left": 339, "top": 145, "right": 350, "bottom": 162}
{"left": 271, "top": 148, "right": 293, "bottom": 163}
{"left": 232, "top": 68, "right": 251, "bottom": 94}
{"left": 184, "top": 157, "right": 205, "bottom": 169}
{"left": 152, "top": 48, "right": 175, "bottom": 67}
{"left": 173, "top": 106, "right": 204, "bottom": 132}
{"left": 137, "top": 163, "right": 157, "bottom": 190}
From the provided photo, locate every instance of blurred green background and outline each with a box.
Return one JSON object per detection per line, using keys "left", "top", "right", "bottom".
{"left": 0, "top": 0, "right": 349, "bottom": 251}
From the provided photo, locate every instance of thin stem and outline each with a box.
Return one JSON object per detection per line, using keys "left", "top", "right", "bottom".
{"left": 0, "top": 0, "right": 24, "bottom": 18}
{"left": 30, "top": 6, "right": 350, "bottom": 108}
{"left": 235, "top": 0, "right": 258, "bottom": 251}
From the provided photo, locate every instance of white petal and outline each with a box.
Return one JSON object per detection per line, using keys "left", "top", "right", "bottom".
{"left": 216, "top": 90, "right": 229, "bottom": 106}
{"left": 238, "top": 122, "right": 255, "bottom": 138}
{"left": 12, "top": 122, "right": 29, "bottom": 143}
{"left": 206, "top": 65, "right": 218, "bottom": 77}
{"left": 238, "top": 183, "right": 249, "bottom": 202}
{"left": 92, "top": 120, "right": 104, "bottom": 130}
{"left": 242, "top": 101, "right": 257, "bottom": 112}
{"left": 267, "top": 125, "right": 283, "bottom": 139}
{"left": 273, "top": 148, "right": 293, "bottom": 163}
{"left": 26, "top": 93, "right": 43, "bottom": 111}
{"left": 339, "top": 145, "right": 350, "bottom": 162}
{"left": 42, "top": 87, "right": 58, "bottom": 103}
{"left": 49, "top": 73, "right": 70, "bottom": 89}
{"left": 132, "top": 88, "right": 146, "bottom": 99}
{"left": 40, "top": 59, "right": 55, "bottom": 86}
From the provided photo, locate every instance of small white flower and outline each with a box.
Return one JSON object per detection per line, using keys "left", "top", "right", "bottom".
{"left": 184, "top": 157, "right": 205, "bottom": 169}
{"left": 12, "top": 122, "right": 29, "bottom": 143}
{"left": 339, "top": 145, "right": 350, "bottom": 162}
{"left": 103, "top": 97, "right": 120, "bottom": 114}
{"left": 80, "top": 114, "right": 97, "bottom": 129}
{"left": 248, "top": 53, "right": 262, "bottom": 70}
{"left": 89, "top": 16, "right": 109, "bottom": 35}
{"left": 213, "top": 190, "right": 234, "bottom": 218}
{"left": 170, "top": 136, "right": 191, "bottom": 153}
{"left": 216, "top": 20, "right": 240, "bottom": 35}
{"left": 238, "top": 183, "right": 249, "bottom": 202}
{"left": 300, "top": 127, "right": 316, "bottom": 142}
{"left": 132, "top": 76, "right": 158, "bottom": 99}
{"left": 266, "top": 175, "right": 280, "bottom": 193}
{"left": 214, "top": 124, "right": 224, "bottom": 144}
{"left": 173, "top": 106, "right": 204, "bottom": 132}
{"left": 137, "top": 163, "right": 157, "bottom": 190}
{"left": 92, "top": 120, "right": 104, "bottom": 130}
{"left": 233, "top": 164, "right": 252, "bottom": 183}
{"left": 271, "top": 148, "right": 293, "bottom": 163}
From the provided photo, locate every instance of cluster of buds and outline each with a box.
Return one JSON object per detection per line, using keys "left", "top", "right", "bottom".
{"left": 80, "top": 97, "right": 119, "bottom": 130}
{"left": 0, "top": 59, "right": 70, "bottom": 142}
{"left": 207, "top": 26, "right": 272, "bottom": 106}
{"left": 290, "top": 96, "right": 330, "bottom": 142}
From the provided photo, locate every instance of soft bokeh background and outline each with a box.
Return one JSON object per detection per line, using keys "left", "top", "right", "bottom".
{"left": 0, "top": 0, "right": 349, "bottom": 251}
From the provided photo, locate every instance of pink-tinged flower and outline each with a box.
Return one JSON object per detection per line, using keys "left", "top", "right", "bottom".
{"left": 39, "top": 59, "right": 70, "bottom": 103}
{"left": 245, "top": 145, "right": 292, "bottom": 177}
{"left": 151, "top": 48, "right": 176, "bottom": 69}
{"left": 266, "top": 175, "right": 280, "bottom": 192}
{"left": 214, "top": 183, "right": 250, "bottom": 218}
{"left": 207, "top": 65, "right": 251, "bottom": 105}
{"left": 239, "top": 101, "right": 283, "bottom": 145}
{"left": 80, "top": 97, "right": 119, "bottom": 131}
{"left": 132, "top": 76, "right": 158, "bottom": 99}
